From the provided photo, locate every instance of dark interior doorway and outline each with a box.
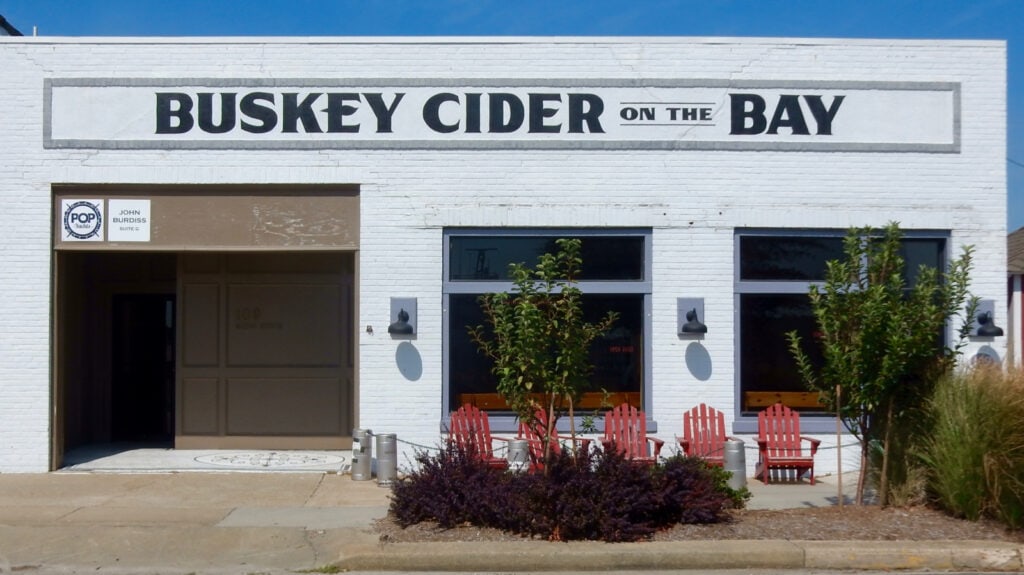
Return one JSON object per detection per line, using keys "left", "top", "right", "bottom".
{"left": 111, "top": 293, "right": 176, "bottom": 443}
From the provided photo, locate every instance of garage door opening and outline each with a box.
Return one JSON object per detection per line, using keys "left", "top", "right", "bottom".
{"left": 51, "top": 184, "right": 360, "bottom": 470}
{"left": 54, "top": 251, "right": 355, "bottom": 469}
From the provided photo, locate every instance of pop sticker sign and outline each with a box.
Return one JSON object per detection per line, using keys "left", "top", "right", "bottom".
{"left": 61, "top": 199, "right": 104, "bottom": 241}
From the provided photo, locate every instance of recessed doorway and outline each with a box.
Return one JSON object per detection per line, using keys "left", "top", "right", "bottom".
{"left": 111, "top": 293, "right": 175, "bottom": 443}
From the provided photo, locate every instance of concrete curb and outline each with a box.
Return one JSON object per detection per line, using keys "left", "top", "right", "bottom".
{"left": 337, "top": 539, "right": 1024, "bottom": 572}
{"left": 801, "top": 540, "right": 1024, "bottom": 572}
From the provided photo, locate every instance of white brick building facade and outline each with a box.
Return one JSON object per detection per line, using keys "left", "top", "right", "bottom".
{"left": 0, "top": 37, "right": 1006, "bottom": 475}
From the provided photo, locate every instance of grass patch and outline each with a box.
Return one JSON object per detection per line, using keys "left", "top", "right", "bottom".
{"left": 923, "top": 365, "right": 1024, "bottom": 529}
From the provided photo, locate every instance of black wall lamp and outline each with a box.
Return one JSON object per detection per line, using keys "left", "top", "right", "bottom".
{"left": 677, "top": 298, "right": 707, "bottom": 337}
{"left": 975, "top": 311, "right": 1004, "bottom": 337}
{"left": 971, "top": 300, "right": 1004, "bottom": 338}
{"left": 681, "top": 308, "right": 707, "bottom": 334}
{"left": 388, "top": 297, "right": 417, "bottom": 336}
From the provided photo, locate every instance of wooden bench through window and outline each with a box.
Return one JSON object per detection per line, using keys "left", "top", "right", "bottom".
{"left": 744, "top": 391, "right": 824, "bottom": 410}
{"left": 458, "top": 391, "right": 641, "bottom": 411}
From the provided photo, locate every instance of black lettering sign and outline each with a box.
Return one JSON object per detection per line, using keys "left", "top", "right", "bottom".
{"left": 803, "top": 95, "right": 845, "bottom": 136}
{"left": 197, "top": 92, "right": 236, "bottom": 134}
{"left": 365, "top": 93, "right": 404, "bottom": 133}
{"left": 731, "top": 93, "right": 844, "bottom": 136}
{"left": 767, "top": 95, "right": 809, "bottom": 135}
{"left": 324, "top": 93, "right": 361, "bottom": 133}
{"left": 282, "top": 93, "right": 323, "bottom": 133}
{"left": 489, "top": 93, "right": 524, "bottom": 133}
{"left": 730, "top": 94, "right": 767, "bottom": 135}
{"left": 464, "top": 93, "right": 482, "bottom": 133}
{"left": 528, "top": 93, "right": 561, "bottom": 133}
{"left": 423, "top": 92, "right": 459, "bottom": 133}
{"left": 240, "top": 92, "right": 277, "bottom": 133}
{"left": 568, "top": 94, "right": 604, "bottom": 133}
{"left": 155, "top": 93, "right": 194, "bottom": 134}
{"left": 154, "top": 89, "right": 610, "bottom": 137}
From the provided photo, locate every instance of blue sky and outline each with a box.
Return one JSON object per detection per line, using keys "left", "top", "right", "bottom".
{"left": 3, "top": 0, "right": 1022, "bottom": 231}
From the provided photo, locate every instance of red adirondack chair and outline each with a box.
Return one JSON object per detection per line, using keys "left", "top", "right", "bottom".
{"left": 756, "top": 403, "right": 821, "bottom": 484}
{"left": 449, "top": 403, "right": 510, "bottom": 469}
{"left": 517, "top": 409, "right": 591, "bottom": 471}
{"left": 679, "top": 403, "right": 738, "bottom": 466}
{"left": 600, "top": 403, "right": 664, "bottom": 465}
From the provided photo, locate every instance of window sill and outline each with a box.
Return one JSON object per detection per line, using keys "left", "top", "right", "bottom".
{"left": 441, "top": 415, "right": 658, "bottom": 435}
{"left": 733, "top": 415, "right": 841, "bottom": 435}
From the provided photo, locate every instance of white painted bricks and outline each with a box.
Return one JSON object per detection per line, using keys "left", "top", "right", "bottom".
{"left": 0, "top": 37, "right": 1006, "bottom": 472}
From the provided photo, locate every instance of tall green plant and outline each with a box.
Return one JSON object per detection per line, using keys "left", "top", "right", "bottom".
{"left": 468, "top": 238, "right": 617, "bottom": 470}
{"left": 787, "top": 222, "right": 975, "bottom": 505}
{"left": 924, "top": 366, "right": 1024, "bottom": 529}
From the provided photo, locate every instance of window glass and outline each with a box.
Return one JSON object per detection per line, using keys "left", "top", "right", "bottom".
{"left": 449, "top": 293, "right": 643, "bottom": 413}
{"left": 446, "top": 231, "right": 649, "bottom": 417}
{"left": 736, "top": 231, "right": 948, "bottom": 417}
{"left": 900, "top": 238, "right": 945, "bottom": 288}
{"left": 739, "top": 294, "right": 825, "bottom": 413}
{"left": 449, "top": 236, "right": 644, "bottom": 281}
{"left": 739, "top": 236, "right": 844, "bottom": 281}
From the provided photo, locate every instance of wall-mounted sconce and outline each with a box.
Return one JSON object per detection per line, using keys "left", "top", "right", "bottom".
{"left": 971, "top": 300, "right": 1003, "bottom": 338}
{"left": 389, "top": 309, "right": 413, "bottom": 334}
{"left": 681, "top": 308, "right": 707, "bottom": 334}
{"left": 677, "top": 298, "right": 707, "bottom": 337}
{"left": 976, "top": 311, "right": 1004, "bottom": 337}
{"left": 388, "top": 298, "right": 417, "bottom": 336}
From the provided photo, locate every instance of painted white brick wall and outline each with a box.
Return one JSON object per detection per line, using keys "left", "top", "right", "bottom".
{"left": 0, "top": 37, "right": 1005, "bottom": 475}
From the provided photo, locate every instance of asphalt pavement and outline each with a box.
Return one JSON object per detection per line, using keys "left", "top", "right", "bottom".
{"left": 0, "top": 448, "right": 1020, "bottom": 573}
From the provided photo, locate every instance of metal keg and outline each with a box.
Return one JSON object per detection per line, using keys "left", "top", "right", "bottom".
{"left": 507, "top": 438, "right": 529, "bottom": 473}
{"left": 723, "top": 438, "right": 747, "bottom": 490}
{"left": 351, "top": 428, "right": 372, "bottom": 481}
{"left": 376, "top": 433, "right": 398, "bottom": 486}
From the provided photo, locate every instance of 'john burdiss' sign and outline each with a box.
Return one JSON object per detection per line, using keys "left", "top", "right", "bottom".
{"left": 45, "top": 79, "right": 959, "bottom": 152}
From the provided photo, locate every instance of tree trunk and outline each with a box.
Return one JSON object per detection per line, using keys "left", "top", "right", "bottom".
{"left": 856, "top": 414, "right": 870, "bottom": 505}
{"left": 836, "top": 383, "right": 843, "bottom": 509}
{"left": 856, "top": 448, "right": 867, "bottom": 505}
{"left": 543, "top": 397, "right": 556, "bottom": 476}
{"left": 568, "top": 396, "right": 577, "bottom": 462}
{"left": 879, "top": 399, "right": 895, "bottom": 508}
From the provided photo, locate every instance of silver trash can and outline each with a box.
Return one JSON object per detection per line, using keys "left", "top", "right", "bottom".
{"left": 507, "top": 438, "right": 529, "bottom": 473}
{"left": 376, "top": 433, "right": 398, "bottom": 486}
{"left": 723, "top": 438, "right": 747, "bottom": 490}
{"left": 351, "top": 428, "right": 372, "bottom": 481}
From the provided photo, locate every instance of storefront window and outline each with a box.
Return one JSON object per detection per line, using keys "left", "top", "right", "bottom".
{"left": 444, "top": 230, "right": 651, "bottom": 419}
{"left": 736, "top": 231, "right": 946, "bottom": 416}
{"left": 449, "top": 236, "right": 644, "bottom": 281}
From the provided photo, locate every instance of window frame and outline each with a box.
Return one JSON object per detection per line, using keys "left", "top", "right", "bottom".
{"left": 732, "top": 228, "right": 950, "bottom": 434}
{"left": 442, "top": 228, "right": 653, "bottom": 433}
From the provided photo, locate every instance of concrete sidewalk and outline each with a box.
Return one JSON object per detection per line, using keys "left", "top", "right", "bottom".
{"left": 0, "top": 467, "right": 1020, "bottom": 573}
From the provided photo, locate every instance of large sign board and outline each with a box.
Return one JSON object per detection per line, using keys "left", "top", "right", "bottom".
{"left": 45, "top": 79, "right": 959, "bottom": 152}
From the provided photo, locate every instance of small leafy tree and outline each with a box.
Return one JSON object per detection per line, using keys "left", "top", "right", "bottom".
{"left": 468, "top": 238, "right": 617, "bottom": 470}
{"left": 787, "top": 222, "right": 975, "bottom": 505}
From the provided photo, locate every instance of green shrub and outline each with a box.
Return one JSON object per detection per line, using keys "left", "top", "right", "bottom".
{"left": 923, "top": 366, "right": 1024, "bottom": 529}
{"left": 696, "top": 457, "right": 752, "bottom": 509}
{"left": 388, "top": 445, "right": 740, "bottom": 542}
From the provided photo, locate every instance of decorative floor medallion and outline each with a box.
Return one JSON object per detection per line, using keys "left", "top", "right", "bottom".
{"left": 193, "top": 451, "right": 347, "bottom": 469}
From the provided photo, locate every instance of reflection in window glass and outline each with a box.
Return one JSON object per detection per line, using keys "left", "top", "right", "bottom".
{"left": 899, "top": 238, "right": 945, "bottom": 288}
{"left": 450, "top": 236, "right": 644, "bottom": 281}
{"left": 736, "top": 231, "right": 948, "bottom": 416}
{"left": 739, "top": 236, "right": 844, "bottom": 281}
{"left": 449, "top": 294, "right": 643, "bottom": 413}
{"left": 739, "top": 294, "right": 825, "bottom": 412}
{"left": 446, "top": 231, "right": 650, "bottom": 416}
